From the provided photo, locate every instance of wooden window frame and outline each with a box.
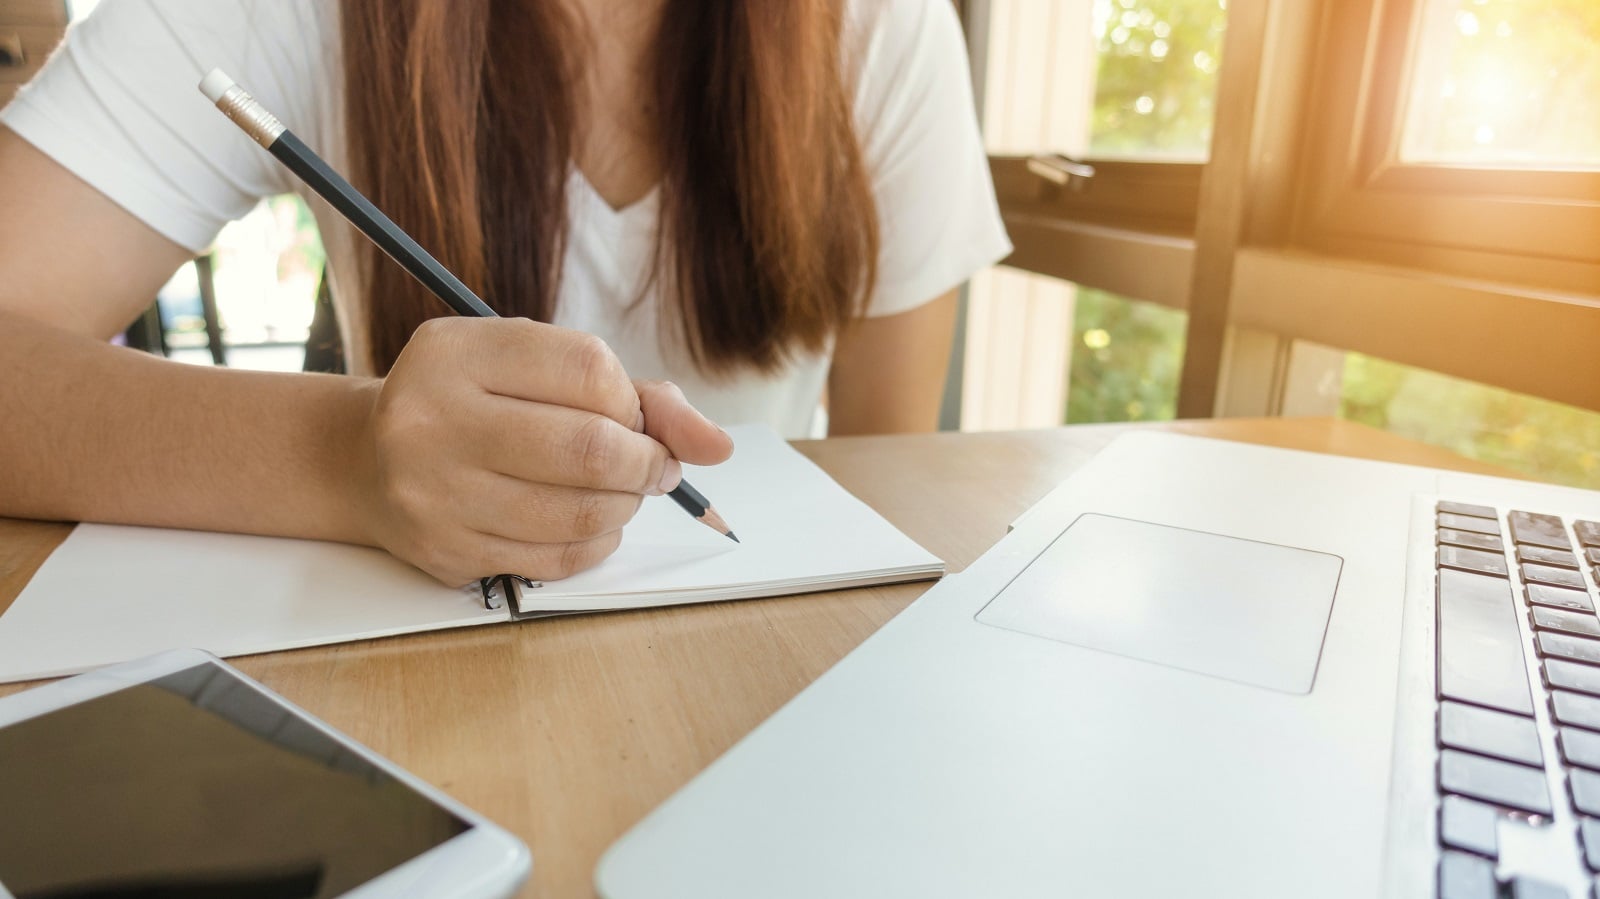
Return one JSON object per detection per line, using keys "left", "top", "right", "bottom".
{"left": 968, "top": 0, "right": 1600, "bottom": 420}
{"left": 991, "top": 158, "right": 1198, "bottom": 308}
{"left": 1293, "top": 0, "right": 1600, "bottom": 295}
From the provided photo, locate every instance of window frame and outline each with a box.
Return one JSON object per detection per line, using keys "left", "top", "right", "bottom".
{"left": 1291, "top": 0, "right": 1600, "bottom": 294}
{"left": 964, "top": 0, "right": 1600, "bottom": 420}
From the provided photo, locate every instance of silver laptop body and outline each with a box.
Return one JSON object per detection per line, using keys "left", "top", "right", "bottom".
{"left": 597, "top": 432, "right": 1600, "bottom": 898}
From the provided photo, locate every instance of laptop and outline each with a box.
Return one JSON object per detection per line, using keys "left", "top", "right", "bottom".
{"left": 595, "top": 430, "right": 1600, "bottom": 898}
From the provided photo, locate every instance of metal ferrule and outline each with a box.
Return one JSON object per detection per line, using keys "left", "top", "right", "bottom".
{"left": 213, "top": 84, "right": 286, "bottom": 148}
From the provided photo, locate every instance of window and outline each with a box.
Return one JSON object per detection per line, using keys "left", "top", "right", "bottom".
{"left": 959, "top": 0, "right": 1224, "bottom": 430}
{"left": 960, "top": 0, "right": 1600, "bottom": 479}
{"left": 1067, "top": 286, "right": 1186, "bottom": 423}
{"left": 1402, "top": 0, "right": 1600, "bottom": 168}
{"left": 157, "top": 196, "right": 324, "bottom": 372}
{"left": 960, "top": 268, "right": 1184, "bottom": 430}
{"left": 1089, "top": 0, "right": 1227, "bottom": 161}
{"left": 1294, "top": 0, "right": 1600, "bottom": 291}
{"left": 1339, "top": 353, "right": 1600, "bottom": 489}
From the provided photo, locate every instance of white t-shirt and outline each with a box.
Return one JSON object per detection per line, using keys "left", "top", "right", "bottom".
{"left": 1, "top": 0, "right": 1011, "bottom": 438}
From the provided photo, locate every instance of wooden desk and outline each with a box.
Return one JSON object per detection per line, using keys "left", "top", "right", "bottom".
{"left": 0, "top": 417, "right": 1528, "bottom": 897}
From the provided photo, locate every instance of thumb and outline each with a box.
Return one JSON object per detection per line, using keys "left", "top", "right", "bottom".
{"left": 634, "top": 380, "right": 734, "bottom": 467}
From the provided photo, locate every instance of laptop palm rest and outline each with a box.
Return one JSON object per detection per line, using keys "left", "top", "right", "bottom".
{"left": 976, "top": 513, "right": 1343, "bottom": 693}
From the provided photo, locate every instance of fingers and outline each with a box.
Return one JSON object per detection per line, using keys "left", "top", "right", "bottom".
{"left": 468, "top": 393, "right": 680, "bottom": 495}
{"left": 635, "top": 379, "right": 735, "bottom": 466}
{"left": 424, "top": 317, "right": 642, "bottom": 429}
{"left": 414, "top": 527, "right": 626, "bottom": 588}
{"left": 368, "top": 320, "right": 738, "bottom": 588}
{"left": 465, "top": 473, "right": 643, "bottom": 545}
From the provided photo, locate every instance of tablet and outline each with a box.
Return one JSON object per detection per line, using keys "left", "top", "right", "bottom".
{"left": 0, "top": 649, "right": 529, "bottom": 899}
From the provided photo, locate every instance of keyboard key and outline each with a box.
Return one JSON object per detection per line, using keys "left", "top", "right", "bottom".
{"left": 1548, "top": 660, "right": 1600, "bottom": 698}
{"left": 1509, "top": 876, "right": 1568, "bottom": 899}
{"left": 1510, "top": 877, "right": 1569, "bottom": 899}
{"left": 1441, "top": 528, "right": 1509, "bottom": 553}
{"left": 1575, "top": 521, "right": 1600, "bottom": 548}
{"left": 1442, "top": 512, "right": 1502, "bottom": 536}
{"left": 1440, "top": 569, "right": 1535, "bottom": 716}
{"left": 1528, "top": 583, "right": 1595, "bottom": 613}
{"left": 1589, "top": 547, "right": 1600, "bottom": 566}
{"left": 1584, "top": 818, "right": 1600, "bottom": 871}
{"left": 1440, "top": 794, "right": 1501, "bottom": 857}
{"left": 1574, "top": 768, "right": 1600, "bottom": 816}
{"left": 1561, "top": 727, "right": 1600, "bottom": 770}
{"left": 1534, "top": 607, "right": 1600, "bottom": 639}
{"left": 1519, "top": 545, "right": 1582, "bottom": 569}
{"left": 1540, "top": 632, "right": 1600, "bottom": 667}
{"left": 1440, "top": 701, "right": 1544, "bottom": 766}
{"left": 1441, "top": 501, "right": 1499, "bottom": 520}
{"left": 1441, "top": 545, "right": 1511, "bottom": 577}
{"left": 1523, "top": 564, "right": 1589, "bottom": 590}
{"left": 1555, "top": 691, "right": 1600, "bottom": 731}
{"left": 1438, "top": 850, "right": 1498, "bottom": 899}
{"left": 1440, "top": 749, "right": 1552, "bottom": 814}
{"left": 1511, "top": 511, "right": 1573, "bottom": 550}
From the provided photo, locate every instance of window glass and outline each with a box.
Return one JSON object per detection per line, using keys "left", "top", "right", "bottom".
{"left": 158, "top": 196, "right": 323, "bottom": 372}
{"left": 1403, "top": 0, "right": 1600, "bottom": 168}
{"left": 960, "top": 268, "right": 1183, "bottom": 430}
{"left": 1341, "top": 353, "right": 1600, "bottom": 488}
{"left": 1067, "top": 287, "right": 1186, "bottom": 423}
{"left": 1089, "top": 0, "right": 1228, "bottom": 160}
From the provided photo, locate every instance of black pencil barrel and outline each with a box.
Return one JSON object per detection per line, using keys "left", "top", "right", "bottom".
{"left": 267, "top": 130, "right": 497, "bottom": 319}
{"left": 668, "top": 482, "right": 710, "bottom": 517}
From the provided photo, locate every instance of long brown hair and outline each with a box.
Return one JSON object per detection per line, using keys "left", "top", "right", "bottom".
{"left": 339, "top": 0, "right": 879, "bottom": 377}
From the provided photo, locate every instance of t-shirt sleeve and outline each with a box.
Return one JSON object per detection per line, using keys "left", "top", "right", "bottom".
{"left": 851, "top": 0, "right": 1012, "bottom": 319}
{"left": 0, "top": 0, "right": 328, "bottom": 253}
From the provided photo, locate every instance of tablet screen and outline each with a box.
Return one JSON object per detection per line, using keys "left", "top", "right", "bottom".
{"left": 0, "top": 662, "right": 471, "bottom": 899}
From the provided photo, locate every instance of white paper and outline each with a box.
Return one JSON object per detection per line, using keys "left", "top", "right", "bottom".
{"left": 524, "top": 426, "right": 944, "bottom": 610}
{"left": 0, "top": 527, "right": 503, "bottom": 683}
{"left": 0, "top": 425, "right": 942, "bottom": 683}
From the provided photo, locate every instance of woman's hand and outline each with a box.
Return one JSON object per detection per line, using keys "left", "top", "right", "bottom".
{"left": 355, "top": 317, "right": 733, "bottom": 586}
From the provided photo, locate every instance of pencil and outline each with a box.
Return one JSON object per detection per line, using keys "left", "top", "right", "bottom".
{"left": 198, "top": 69, "right": 737, "bottom": 544}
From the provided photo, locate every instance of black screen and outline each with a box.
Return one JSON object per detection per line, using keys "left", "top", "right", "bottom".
{"left": 0, "top": 663, "right": 470, "bottom": 899}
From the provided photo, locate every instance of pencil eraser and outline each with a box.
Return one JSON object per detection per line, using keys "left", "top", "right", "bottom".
{"left": 199, "top": 68, "right": 236, "bottom": 103}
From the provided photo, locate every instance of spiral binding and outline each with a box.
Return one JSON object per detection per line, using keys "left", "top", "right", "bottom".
{"left": 477, "top": 575, "right": 540, "bottom": 611}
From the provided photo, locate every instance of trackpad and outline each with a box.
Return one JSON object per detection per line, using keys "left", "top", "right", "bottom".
{"left": 976, "top": 514, "right": 1342, "bottom": 693}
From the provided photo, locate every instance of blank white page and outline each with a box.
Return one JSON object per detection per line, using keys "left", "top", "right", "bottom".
{"left": 0, "top": 527, "right": 503, "bottom": 683}
{"left": 522, "top": 426, "right": 943, "bottom": 611}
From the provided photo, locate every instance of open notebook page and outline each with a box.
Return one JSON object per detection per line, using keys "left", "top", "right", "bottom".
{"left": 523, "top": 426, "right": 944, "bottom": 611}
{"left": 0, "top": 527, "right": 501, "bottom": 683}
{"left": 0, "top": 425, "right": 941, "bottom": 683}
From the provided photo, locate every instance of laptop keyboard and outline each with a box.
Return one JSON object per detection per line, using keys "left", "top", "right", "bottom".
{"left": 1434, "top": 501, "right": 1600, "bottom": 898}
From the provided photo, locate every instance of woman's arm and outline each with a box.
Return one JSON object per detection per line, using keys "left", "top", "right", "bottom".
{"left": 826, "top": 289, "right": 958, "bottom": 435}
{"left": 0, "top": 126, "right": 384, "bottom": 544}
{"left": 0, "top": 128, "right": 730, "bottom": 585}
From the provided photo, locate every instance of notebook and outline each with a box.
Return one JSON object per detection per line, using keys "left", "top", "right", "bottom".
{"left": 0, "top": 425, "right": 943, "bottom": 683}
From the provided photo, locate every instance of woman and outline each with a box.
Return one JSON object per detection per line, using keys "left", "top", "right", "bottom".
{"left": 0, "top": 0, "right": 1009, "bottom": 586}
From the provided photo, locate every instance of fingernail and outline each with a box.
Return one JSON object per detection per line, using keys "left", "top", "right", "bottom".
{"left": 655, "top": 458, "right": 682, "bottom": 496}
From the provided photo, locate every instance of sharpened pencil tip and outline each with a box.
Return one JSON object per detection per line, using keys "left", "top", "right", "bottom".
{"left": 698, "top": 505, "right": 737, "bottom": 542}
